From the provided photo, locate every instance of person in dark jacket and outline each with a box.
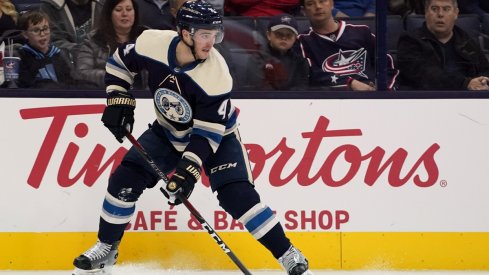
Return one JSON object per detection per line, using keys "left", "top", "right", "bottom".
{"left": 76, "top": 0, "right": 147, "bottom": 88}
{"left": 397, "top": 0, "right": 489, "bottom": 90}
{"left": 244, "top": 13, "right": 308, "bottom": 90}
{"left": 298, "top": 0, "right": 398, "bottom": 91}
{"left": 17, "top": 10, "right": 78, "bottom": 89}
{"left": 135, "top": 0, "right": 174, "bottom": 30}
{"left": 40, "top": 0, "right": 105, "bottom": 57}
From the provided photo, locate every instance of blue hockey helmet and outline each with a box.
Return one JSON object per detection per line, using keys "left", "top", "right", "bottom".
{"left": 176, "top": 0, "right": 224, "bottom": 43}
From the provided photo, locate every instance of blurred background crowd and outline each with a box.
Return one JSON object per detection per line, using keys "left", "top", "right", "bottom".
{"left": 1, "top": 0, "right": 489, "bottom": 91}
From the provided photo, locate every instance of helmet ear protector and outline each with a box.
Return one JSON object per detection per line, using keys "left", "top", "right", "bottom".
{"left": 176, "top": 0, "right": 224, "bottom": 44}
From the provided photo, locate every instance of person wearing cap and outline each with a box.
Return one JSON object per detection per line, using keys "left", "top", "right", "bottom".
{"left": 297, "top": 0, "right": 398, "bottom": 91}
{"left": 244, "top": 13, "right": 309, "bottom": 90}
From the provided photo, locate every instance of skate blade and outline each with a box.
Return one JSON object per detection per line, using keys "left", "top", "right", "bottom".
{"left": 72, "top": 266, "right": 113, "bottom": 275}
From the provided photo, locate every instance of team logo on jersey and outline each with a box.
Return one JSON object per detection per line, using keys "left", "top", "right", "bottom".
{"left": 154, "top": 88, "right": 192, "bottom": 123}
{"left": 323, "top": 48, "right": 368, "bottom": 78}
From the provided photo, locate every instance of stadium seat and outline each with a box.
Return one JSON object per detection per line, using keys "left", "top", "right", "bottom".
{"left": 228, "top": 49, "right": 259, "bottom": 90}
{"left": 344, "top": 16, "right": 375, "bottom": 32}
{"left": 254, "top": 16, "right": 276, "bottom": 38}
{"left": 386, "top": 15, "right": 404, "bottom": 52}
{"left": 222, "top": 16, "right": 260, "bottom": 50}
{"left": 405, "top": 14, "right": 481, "bottom": 42}
{"left": 14, "top": 0, "right": 41, "bottom": 12}
{"left": 254, "top": 16, "right": 272, "bottom": 45}
{"left": 296, "top": 17, "right": 312, "bottom": 34}
{"left": 482, "top": 13, "right": 489, "bottom": 52}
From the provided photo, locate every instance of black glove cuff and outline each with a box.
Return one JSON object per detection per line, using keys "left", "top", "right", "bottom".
{"left": 176, "top": 157, "right": 201, "bottom": 183}
{"left": 107, "top": 91, "right": 136, "bottom": 108}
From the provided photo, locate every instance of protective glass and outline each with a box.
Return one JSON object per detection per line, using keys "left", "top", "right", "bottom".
{"left": 191, "top": 27, "right": 224, "bottom": 44}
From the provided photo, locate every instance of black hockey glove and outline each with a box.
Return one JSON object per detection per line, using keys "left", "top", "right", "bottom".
{"left": 164, "top": 157, "right": 201, "bottom": 205}
{"left": 101, "top": 91, "right": 136, "bottom": 143}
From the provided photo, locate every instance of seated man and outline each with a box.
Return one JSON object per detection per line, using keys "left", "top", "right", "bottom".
{"left": 244, "top": 13, "right": 309, "bottom": 90}
{"left": 136, "top": 0, "right": 174, "bottom": 30}
{"left": 397, "top": 0, "right": 489, "bottom": 90}
{"left": 297, "top": 0, "right": 398, "bottom": 91}
{"left": 40, "top": 0, "right": 104, "bottom": 57}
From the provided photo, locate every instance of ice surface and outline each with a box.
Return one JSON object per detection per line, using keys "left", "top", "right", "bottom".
{"left": 1, "top": 264, "right": 489, "bottom": 275}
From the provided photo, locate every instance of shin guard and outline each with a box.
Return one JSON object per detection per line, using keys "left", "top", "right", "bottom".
{"left": 217, "top": 182, "right": 290, "bottom": 258}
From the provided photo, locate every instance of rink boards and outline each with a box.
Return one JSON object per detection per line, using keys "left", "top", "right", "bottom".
{"left": 1, "top": 98, "right": 489, "bottom": 270}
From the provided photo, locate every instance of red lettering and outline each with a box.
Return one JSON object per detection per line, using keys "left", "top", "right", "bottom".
{"left": 300, "top": 210, "right": 316, "bottom": 229}
{"left": 214, "top": 211, "right": 228, "bottom": 230}
{"left": 133, "top": 211, "right": 148, "bottom": 230}
{"left": 284, "top": 210, "right": 349, "bottom": 230}
{"left": 188, "top": 214, "right": 203, "bottom": 230}
{"left": 150, "top": 211, "right": 162, "bottom": 230}
{"left": 284, "top": 210, "right": 298, "bottom": 230}
{"left": 246, "top": 116, "right": 440, "bottom": 188}
{"left": 20, "top": 105, "right": 127, "bottom": 189}
{"left": 230, "top": 218, "right": 244, "bottom": 231}
{"left": 318, "top": 211, "right": 333, "bottom": 230}
{"left": 321, "top": 145, "right": 362, "bottom": 187}
{"left": 57, "top": 121, "right": 126, "bottom": 187}
{"left": 20, "top": 104, "right": 439, "bottom": 189}
{"left": 164, "top": 210, "right": 178, "bottom": 230}
{"left": 335, "top": 210, "right": 349, "bottom": 229}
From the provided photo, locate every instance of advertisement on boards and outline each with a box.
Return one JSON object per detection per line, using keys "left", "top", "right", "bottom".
{"left": 1, "top": 98, "right": 489, "bottom": 233}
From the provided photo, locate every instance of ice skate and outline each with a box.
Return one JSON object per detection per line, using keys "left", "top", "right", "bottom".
{"left": 72, "top": 240, "right": 120, "bottom": 275}
{"left": 278, "top": 245, "right": 313, "bottom": 275}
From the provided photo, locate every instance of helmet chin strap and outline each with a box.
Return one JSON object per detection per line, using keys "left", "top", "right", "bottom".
{"left": 182, "top": 34, "right": 203, "bottom": 62}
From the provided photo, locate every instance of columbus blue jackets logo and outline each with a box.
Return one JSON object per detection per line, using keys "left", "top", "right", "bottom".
{"left": 154, "top": 88, "right": 192, "bottom": 123}
{"left": 323, "top": 48, "right": 367, "bottom": 78}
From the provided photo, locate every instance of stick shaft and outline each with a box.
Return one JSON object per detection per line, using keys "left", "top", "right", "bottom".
{"left": 125, "top": 133, "right": 252, "bottom": 275}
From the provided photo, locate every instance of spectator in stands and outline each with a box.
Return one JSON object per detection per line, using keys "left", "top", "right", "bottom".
{"left": 397, "top": 0, "right": 489, "bottom": 90}
{"left": 169, "top": 0, "right": 186, "bottom": 18}
{"left": 333, "top": 0, "right": 375, "bottom": 18}
{"left": 76, "top": 0, "right": 147, "bottom": 88}
{"left": 297, "top": 0, "right": 398, "bottom": 91}
{"left": 207, "top": 0, "right": 224, "bottom": 14}
{"left": 136, "top": 0, "right": 173, "bottom": 30}
{"left": 16, "top": 10, "right": 78, "bottom": 88}
{"left": 40, "top": 0, "right": 104, "bottom": 56}
{"left": 137, "top": 0, "right": 221, "bottom": 31}
{"left": 458, "top": 0, "right": 489, "bottom": 20}
{"left": 0, "top": 0, "right": 18, "bottom": 40}
{"left": 224, "top": 0, "right": 301, "bottom": 17}
{"left": 244, "top": 13, "right": 308, "bottom": 90}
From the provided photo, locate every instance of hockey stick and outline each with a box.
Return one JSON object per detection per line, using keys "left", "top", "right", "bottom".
{"left": 125, "top": 132, "right": 252, "bottom": 275}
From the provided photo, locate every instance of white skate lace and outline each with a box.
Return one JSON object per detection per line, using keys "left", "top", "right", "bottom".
{"left": 279, "top": 246, "right": 308, "bottom": 274}
{"left": 83, "top": 241, "right": 112, "bottom": 261}
{"left": 282, "top": 253, "right": 300, "bottom": 271}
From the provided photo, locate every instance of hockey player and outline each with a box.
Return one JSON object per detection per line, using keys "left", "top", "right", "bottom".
{"left": 72, "top": 1, "right": 312, "bottom": 274}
